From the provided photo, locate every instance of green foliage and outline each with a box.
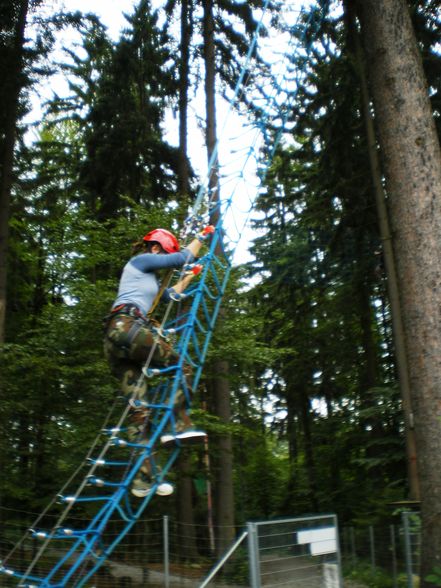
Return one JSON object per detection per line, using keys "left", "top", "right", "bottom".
{"left": 1, "top": 5, "right": 183, "bottom": 504}
{"left": 220, "top": 546, "right": 249, "bottom": 585}
{"left": 344, "top": 562, "right": 403, "bottom": 588}
{"left": 426, "top": 566, "right": 441, "bottom": 586}
{"left": 246, "top": 1, "right": 411, "bottom": 523}
{"left": 234, "top": 432, "right": 290, "bottom": 522}
{"left": 48, "top": 1, "right": 185, "bottom": 219}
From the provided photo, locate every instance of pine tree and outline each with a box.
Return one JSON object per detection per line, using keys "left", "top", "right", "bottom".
{"left": 249, "top": 2, "right": 407, "bottom": 518}
{"left": 0, "top": 0, "right": 31, "bottom": 343}
{"left": 50, "top": 1, "right": 181, "bottom": 220}
{"left": 356, "top": 0, "right": 441, "bottom": 581}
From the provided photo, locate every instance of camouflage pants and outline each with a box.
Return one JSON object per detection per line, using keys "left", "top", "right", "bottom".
{"left": 104, "top": 312, "right": 192, "bottom": 441}
{"left": 104, "top": 312, "right": 177, "bottom": 402}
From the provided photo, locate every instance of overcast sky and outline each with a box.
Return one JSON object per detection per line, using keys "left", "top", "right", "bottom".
{"left": 59, "top": 0, "right": 138, "bottom": 38}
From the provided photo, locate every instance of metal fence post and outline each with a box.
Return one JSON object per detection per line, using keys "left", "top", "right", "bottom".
{"left": 247, "top": 522, "right": 261, "bottom": 588}
{"left": 163, "top": 515, "right": 170, "bottom": 588}
{"left": 333, "top": 515, "right": 345, "bottom": 587}
{"left": 342, "top": 527, "right": 348, "bottom": 558}
{"left": 390, "top": 524, "right": 398, "bottom": 588}
{"left": 349, "top": 526, "right": 356, "bottom": 567}
{"left": 402, "top": 512, "right": 414, "bottom": 588}
{"left": 369, "top": 526, "right": 376, "bottom": 572}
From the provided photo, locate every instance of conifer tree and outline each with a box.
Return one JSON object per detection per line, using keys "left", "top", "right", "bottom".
{"left": 249, "top": 3, "right": 407, "bottom": 517}
{"left": 356, "top": 0, "right": 441, "bottom": 581}
{"left": 0, "top": 0, "right": 31, "bottom": 343}
{"left": 50, "top": 1, "right": 180, "bottom": 221}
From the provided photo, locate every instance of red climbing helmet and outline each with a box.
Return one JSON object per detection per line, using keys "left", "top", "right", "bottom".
{"left": 143, "top": 228, "right": 180, "bottom": 253}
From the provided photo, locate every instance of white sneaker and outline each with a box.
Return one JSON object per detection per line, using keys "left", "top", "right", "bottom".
{"left": 131, "top": 474, "right": 174, "bottom": 498}
{"left": 156, "top": 482, "right": 174, "bottom": 496}
{"left": 160, "top": 430, "right": 207, "bottom": 447}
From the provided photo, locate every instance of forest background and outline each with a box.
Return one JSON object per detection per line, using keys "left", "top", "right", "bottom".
{"left": 0, "top": 0, "right": 440, "bottom": 583}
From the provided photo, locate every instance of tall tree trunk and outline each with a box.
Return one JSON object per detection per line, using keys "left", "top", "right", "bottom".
{"left": 211, "top": 362, "right": 235, "bottom": 555}
{"left": 175, "top": 0, "right": 198, "bottom": 557}
{"left": 202, "top": 0, "right": 235, "bottom": 557}
{"left": 355, "top": 260, "right": 379, "bottom": 393}
{"left": 346, "top": 0, "right": 420, "bottom": 500}
{"left": 299, "top": 389, "right": 319, "bottom": 512}
{"left": 282, "top": 385, "right": 300, "bottom": 514}
{"left": 0, "top": 0, "right": 29, "bottom": 343}
{"left": 285, "top": 392, "right": 298, "bottom": 462}
{"left": 177, "top": 453, "right": 199, "bottom": 560}
{"left": 33, "top": 410, "right": 50, "bottom": 501}
{"left": 177, "top": 0, "right": 192, "bottom": 208}
{"left": 356, "top": 0, "right": 441, "bottom": 582}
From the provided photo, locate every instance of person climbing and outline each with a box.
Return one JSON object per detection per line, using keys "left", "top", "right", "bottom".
{"left": 104, "top": 226, "right": 214, "bottom": 498}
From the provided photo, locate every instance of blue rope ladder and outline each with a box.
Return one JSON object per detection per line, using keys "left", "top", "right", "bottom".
{"left": 0, "top": 2, "right": 329, "bottom": 586}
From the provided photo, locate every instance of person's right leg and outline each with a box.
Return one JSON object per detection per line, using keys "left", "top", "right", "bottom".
{"left": 128, "top": 322, "right": 206, "bottom": 447}
{"left": 105, "top": 315, "right": 205, "bottom": 476}
{"left": 104, "top": 335, "right": 173, "bottom": 497}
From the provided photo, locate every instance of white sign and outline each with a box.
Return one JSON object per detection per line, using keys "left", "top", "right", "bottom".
{"left": 297, "top": 527, "right": 337, "bottom": 556}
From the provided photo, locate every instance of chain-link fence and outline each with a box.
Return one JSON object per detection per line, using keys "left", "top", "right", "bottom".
{"left": 247, "top": 515, "right": 342, "bottom": 588}
{"left": 0, "top": 511, "right": 223, "bottom": 587}
{"left": 341, "top": 512, "right": 421, "bottom": 588}
{"left": 1, "top": 509, "right": 343, "bottom": 587}
{"left": 1, "top": 507, "right": 421, "bottom": 587}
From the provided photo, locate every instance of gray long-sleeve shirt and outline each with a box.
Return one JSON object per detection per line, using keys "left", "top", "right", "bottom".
{"left": 112, "top": 248, "right": 195, "bottom": 317}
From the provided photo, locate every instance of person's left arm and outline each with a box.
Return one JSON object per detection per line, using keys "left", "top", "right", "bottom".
{"left": 164, "top": 265, "right": 202, "bottom": 301}
{"left": 173, "top": 266, "right": 202, "bottom": 294}
{"left": 131, "top": 248, "right": 196, "bottom": 273}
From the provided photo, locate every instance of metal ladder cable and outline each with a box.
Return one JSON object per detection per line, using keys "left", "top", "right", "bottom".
{"left": 1, "top": 396, "right": 121, "bottom": 572}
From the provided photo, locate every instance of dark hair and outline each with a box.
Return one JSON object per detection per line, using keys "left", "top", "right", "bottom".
{"left": 131, "top": 240, "right": 163, "bottom": 257}
{"left": 131, "top": 239, "right": 150, "bottom": 256}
